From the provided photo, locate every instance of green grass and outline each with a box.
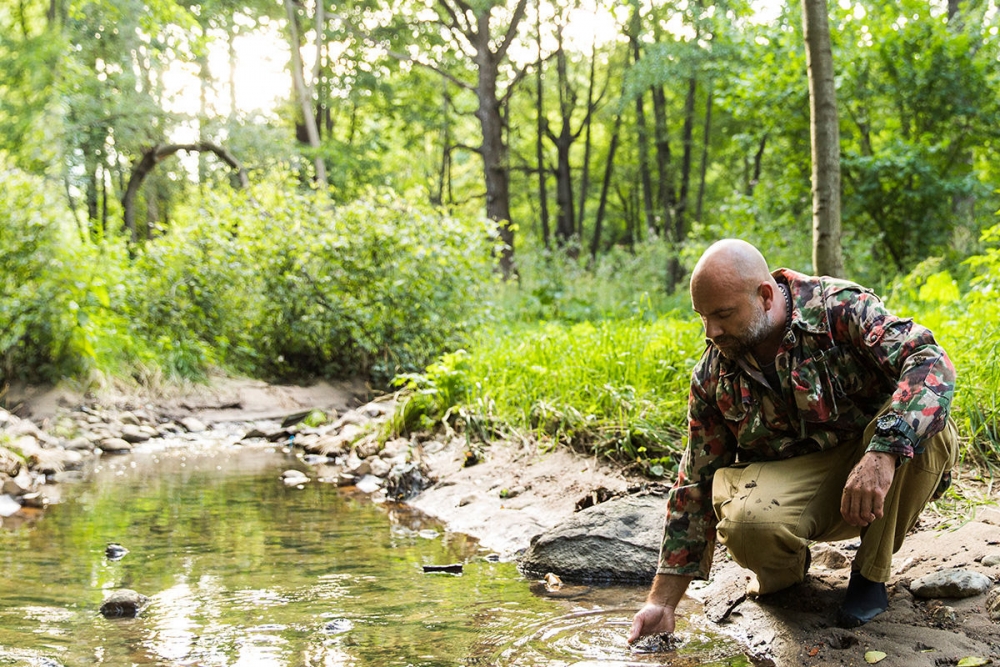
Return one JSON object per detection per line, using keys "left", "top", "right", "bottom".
{"left": 390, "top": 314, "right": 705, "bottom": 475}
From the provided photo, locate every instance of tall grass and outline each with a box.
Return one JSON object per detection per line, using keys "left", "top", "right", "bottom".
{"left": 391, "top": 313, "right": 704, "bottom": 474}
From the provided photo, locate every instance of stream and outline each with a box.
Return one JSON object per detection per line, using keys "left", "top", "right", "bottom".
{"left": 0, "top": 435, "right": 751, "bottom": 667}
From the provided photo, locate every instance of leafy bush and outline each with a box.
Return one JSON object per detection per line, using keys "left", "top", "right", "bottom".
{"left": 119, "top": 183, "right": 497, "bottom": 384}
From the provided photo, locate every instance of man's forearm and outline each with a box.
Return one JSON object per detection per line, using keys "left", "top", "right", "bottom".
{"left": 646, "top": 573, "right": 695, "bottom": 608}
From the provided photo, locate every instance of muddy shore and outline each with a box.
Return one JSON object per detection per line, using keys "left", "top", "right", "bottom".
{"left": 5, "top": 378, "right": 1000, "bottom": 667}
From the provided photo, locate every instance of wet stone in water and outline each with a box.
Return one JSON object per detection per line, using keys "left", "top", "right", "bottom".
{"left": 629, "top": 632, "right": 679, "bottom": 654}
{"left": 99, "top": 589, "right": 149, "bottom": 618}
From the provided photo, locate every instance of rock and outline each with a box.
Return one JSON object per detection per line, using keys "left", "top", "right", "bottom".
{"left": 0, "top": 446, "right": 21, "bottom": 477}
{"left": 99, "top": 589, "right": 149, "bottom": 618}
{"left": 382, "top": 438, "right": 410, "bottom": 459}
{"left": 106, "top": 543, "right": 129, "bottom": 560}
{"left": 909, "top": 569, "right": 992, "bottom": 599}
{"left": 518, "top": 494, "right": 665, "bottom": 583}
{"left": 355, "top": 474, "right": 382, "bottom": 493}
{"left": 982, "top": 554, "right": 1000, "bottom": 568}
{"left": 355, "top": 436, "right": 380, "bottom": 459}
{"left": 368, "top": 456, "right": 392, "bottom": 478}
{"left": 281, "top": 470, "right": 310, "bottom": 485}
{"left": 100, "top": 438, "right": 133, "bottom": 454}
{"left": 812, "top": 544, "right": 851, "bottom": 570}
{"left": 348, "top": 458, "right": 371, "bottom": 477}
{"left": 179, "top": 417, "right": 207, "bottom": 433}
{"left": 308, "top": 434, "right": 350, "bottom": 457}
{"left": 0, "top": 494, "right": 22, "bottom": 518}
{"left": 385, "top": 463, "right": 433, "bottom": 502}
{"left": 64, "top": 437, "right": 94, "bottom": 451}
{"left": 336, "top": 472, "right": 357, "bottom": 487}
{"left": 121, "top": 424, "right": 151, "bottom": 443}
{"left": 987, "top": 586, "right": 1000, "bottom": 621}
{"left": 18, "top": 491, "right": 48, "bottom": 509}
{"left": 119, "top": 412, "right": 141, "bottom": 426}
{"left": 2, "top": 470, "right": 34, "bottom": 496}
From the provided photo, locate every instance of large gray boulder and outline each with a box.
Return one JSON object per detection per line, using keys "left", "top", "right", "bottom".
{"left": 518, "top": 493, "right": 665, "bottom": 583}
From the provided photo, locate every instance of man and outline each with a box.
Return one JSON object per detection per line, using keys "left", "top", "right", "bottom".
{"left": 629, "top": 239, "right": 958, "bottom": 640}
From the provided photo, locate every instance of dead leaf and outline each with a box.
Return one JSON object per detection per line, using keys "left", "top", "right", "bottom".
{"left": 865, "top": 651, "right": 887, "bottom": 664}
{"left": 957, "top": 658, "right": 990, "bottom": 667}
{"left": 808, "top": 646, "right": 820, "bottom": 657}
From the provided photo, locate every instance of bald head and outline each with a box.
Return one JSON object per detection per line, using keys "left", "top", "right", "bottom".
{"left": 690, "top": 239, "right": 773, "bottom": 300}
{"left": 690, "top": 240, "right": 786, "bottom": 360}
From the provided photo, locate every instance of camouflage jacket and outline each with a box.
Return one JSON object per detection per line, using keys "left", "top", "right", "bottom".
{"left": 657, "top": 269, "right": 956, "bottom": 579}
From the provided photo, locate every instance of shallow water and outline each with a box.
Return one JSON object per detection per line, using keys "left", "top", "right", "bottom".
{"left": 0, "top": 439, "right": 750, "bottom": 667}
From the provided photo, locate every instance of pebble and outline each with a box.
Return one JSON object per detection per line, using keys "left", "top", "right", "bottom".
{"left": 179, "top": 417, "right": 208, "bottom": 433}
{"left": 355, "top": 475, "right": 382, "bottom": 493}
{"left": 982, "top": 554, "right": 1000, "bottom": 567}
{"left": 909, "top": 569, "right": 992, "bottom": 599}
{"left": 99, "top": 438, "right": 133, "bottom": 454}
{"left": 0, "top": 494, "right": 22, "bottom": 517}
{"left": 987, "top": 586, "right": 1000, "bottom": 621}
{"left": 99, "top": 589, "right": 149, "bottom": 618}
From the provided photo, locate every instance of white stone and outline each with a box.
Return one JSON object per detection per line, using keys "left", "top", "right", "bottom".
{"left": 355, "top": 475, "right": 382, "bottom": 493}
{"left": 179, "top": 417, "right": 208, "bottom": 433}
{"left": 982, "top": 554, "right": 1000, "bottom": 568}
{"left": 368, "top": 457, "right": 392, "bottom": 478}
{"left": 0, "top": 494, "right": 22, "bottom": 517}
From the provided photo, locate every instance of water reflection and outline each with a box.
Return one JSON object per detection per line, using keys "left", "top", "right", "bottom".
{"left": 0, "top": 440, "right": 749, "bottom": 667}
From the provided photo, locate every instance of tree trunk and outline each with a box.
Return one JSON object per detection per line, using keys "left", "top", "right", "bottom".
{"left": 802, "top": 0, "right": 844, "bottom": 277}
{"left": 666, "top": 77, "right": 697, "bottom": 293}
{"left": 283, "top": 0, "right": 328, "bottom": 186}
{"left": 550, "top": 33, "right": 575, "bottom": 246}
{"left": 695, "top": 84, "right": 712, "bottom": 224}
{"left": 590, "top": 113, "right": 622, "bottom": 262}
{"left": 122, "top": 142, "right": 250, "bottom": 244}
{"left": 629, "top": 46, "right": 655, "bottom": 238}
{"left": 535, "top": 9, "right": 550, "bottom": 248}
{"left": 651, "top": 86, "right": 675, "bottom": 237}
{"left": 577, "top": 31, "right": 598, "bottom": 238}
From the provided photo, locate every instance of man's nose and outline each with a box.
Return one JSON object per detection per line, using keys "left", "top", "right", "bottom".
{"left": 704, "top": 319, "right": 722, "bottom": 339}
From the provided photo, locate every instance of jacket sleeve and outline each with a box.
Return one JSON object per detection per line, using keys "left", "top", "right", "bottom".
{"left": 657, "top": 356, "right": 738, "bottom": 579}
{"left": 830, "top": 287, "right": 955, "bottom": 459}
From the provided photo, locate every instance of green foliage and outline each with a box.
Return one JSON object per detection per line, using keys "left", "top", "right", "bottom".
{"left": 887, "top": 225, "right": 1000, "bottom": 465}
{"left": 497, "top": 241, "right": 689, "bottom": 323}
{"left": 0, "top": 163, "right": 497, "bottom": 387}
{"left": 391, "top": 314, "right": 704, "bottom": 471}
{"left": 237, "top": 186, "right": 498, "bottom": 383}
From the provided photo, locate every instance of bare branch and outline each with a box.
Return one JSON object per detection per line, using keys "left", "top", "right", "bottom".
{"left": 494, "top": 0, "right": 528, "bottom": 62}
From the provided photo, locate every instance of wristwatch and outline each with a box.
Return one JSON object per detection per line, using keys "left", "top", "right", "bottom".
{"left": 874, "top": 412, "right": 917, "bottom": 446}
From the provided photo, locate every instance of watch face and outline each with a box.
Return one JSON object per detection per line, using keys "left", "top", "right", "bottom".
{"left": 876, "top": 414, "right": 899, "bottom": 431}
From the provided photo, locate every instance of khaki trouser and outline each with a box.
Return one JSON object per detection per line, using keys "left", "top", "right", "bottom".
{"left": 712, "top": 417, "right": 959, "bottom": 595}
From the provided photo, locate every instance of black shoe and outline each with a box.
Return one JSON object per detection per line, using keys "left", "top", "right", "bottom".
{"left": 836, "top": 571, "right": 888, "bottom": 628}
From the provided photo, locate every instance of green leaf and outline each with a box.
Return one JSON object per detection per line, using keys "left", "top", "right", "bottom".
{"left": 957, "top": 657, "right": 989, "bottom": 667}
{"left": 865, "top": 651, "right": 887, "bottom": 664}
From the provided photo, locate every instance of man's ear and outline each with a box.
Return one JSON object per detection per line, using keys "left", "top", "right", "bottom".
{"left": 758, "top": 282, "right": 776, "bottom": 310}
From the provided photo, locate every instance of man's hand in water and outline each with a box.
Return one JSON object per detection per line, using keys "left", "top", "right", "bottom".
{"left": 628, "top": 574, "right": 693, "bottom": 643}
{"left": 628, "top": 603, "right": 676, "bottom": 643}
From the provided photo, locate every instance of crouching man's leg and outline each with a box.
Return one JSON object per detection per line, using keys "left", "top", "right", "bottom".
{"left": 712, "top": 441, "right": 865, "bottom": 596}
{"left": 837, "top": 417, "right": 960, "bottom": 627}
{"left": 712, "top": 418, "right": 958, "bottom": 624}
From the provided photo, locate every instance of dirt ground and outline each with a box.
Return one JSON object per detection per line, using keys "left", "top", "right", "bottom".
{"left": 9, "top": 377, "right": 1000, "bottom": 667}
